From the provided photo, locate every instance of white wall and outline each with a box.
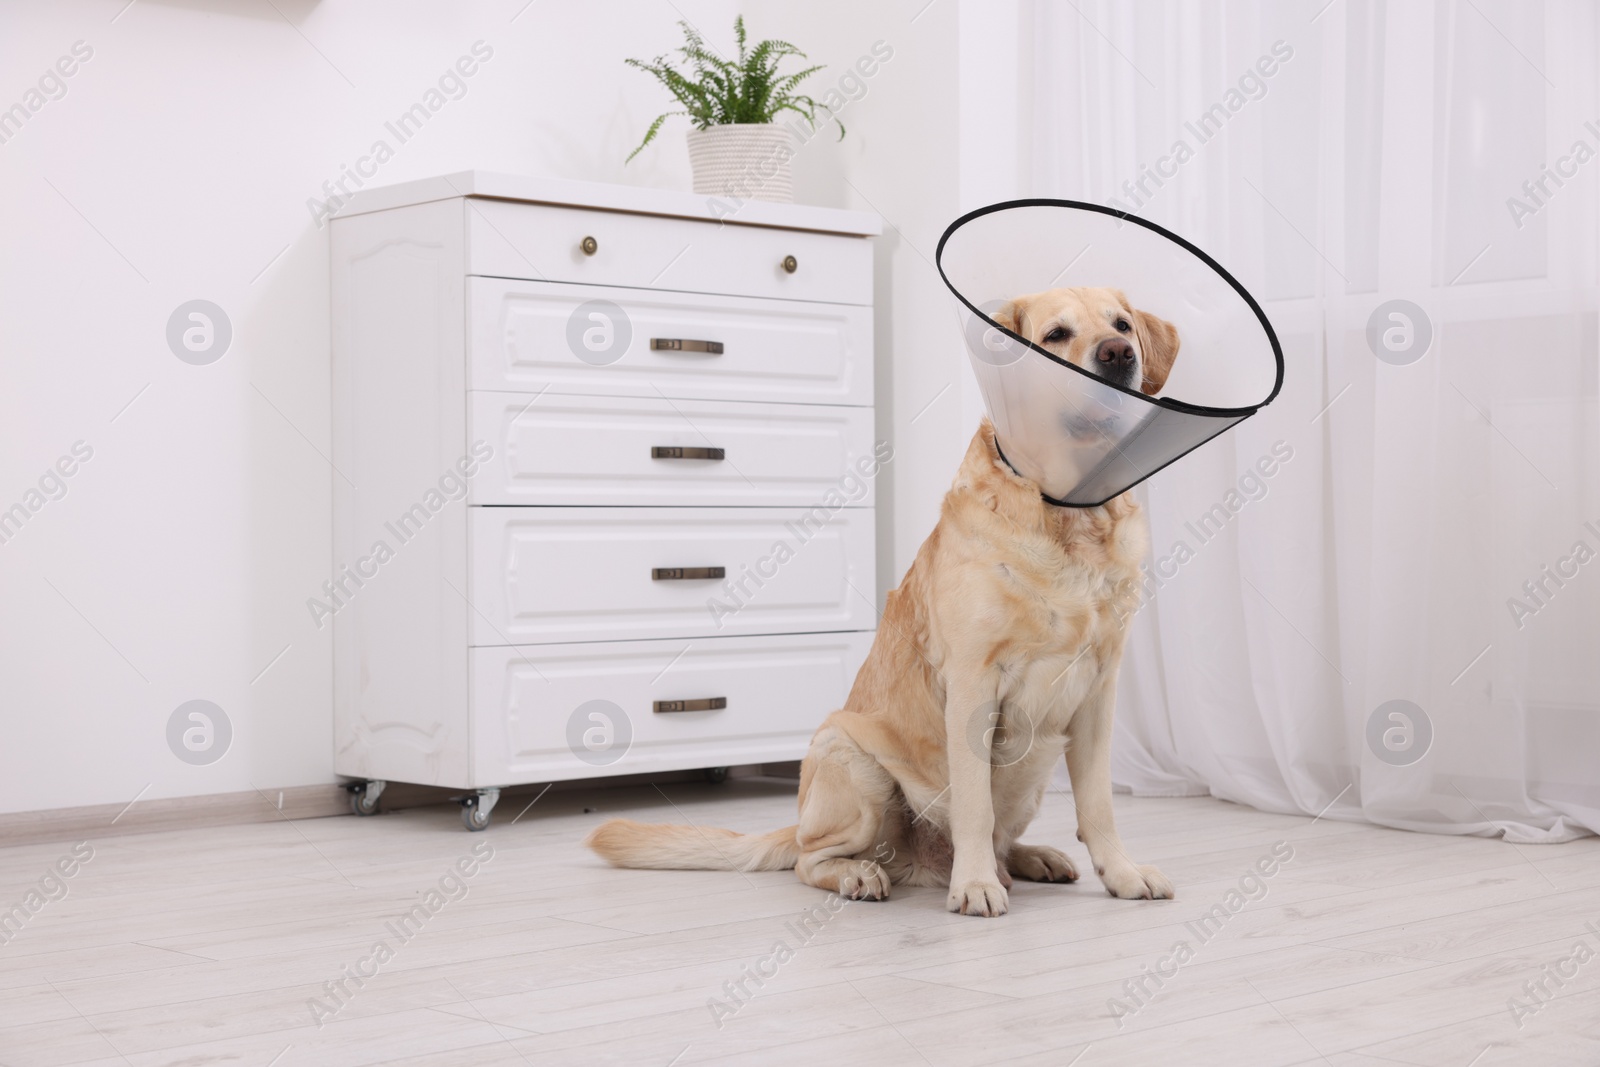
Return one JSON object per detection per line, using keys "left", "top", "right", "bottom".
{"left": 0, "top": 0, "right": 970, "bottom": 814}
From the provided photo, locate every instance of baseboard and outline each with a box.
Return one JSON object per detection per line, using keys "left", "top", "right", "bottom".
{"left": 0, "top": 784, "right": 351, "bottom": 849}
{"left": 0, "top": 764, "right": 794, "bottom": 848}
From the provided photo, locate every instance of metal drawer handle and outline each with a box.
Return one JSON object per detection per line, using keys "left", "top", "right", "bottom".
{"left": 655, "top": 697, "right": 727, "bottom": 713}
{"left": 580, "top": 235, "right": 598, "bottom": 255}
{"left": 651, "top": 446, "right": 724, "bottom": 461}
{"left": 651, "top": 338, "right": 724, "bottom": 354}
{"left": 652, "top": 567, "right": 725, "bottom": 581}
{"left": 781, "top": 255, "right": 798, "bottom": 274}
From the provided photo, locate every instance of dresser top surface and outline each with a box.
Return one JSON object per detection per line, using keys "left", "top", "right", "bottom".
{"left": 331, "top": 170, "right": 882, "bottom": 237}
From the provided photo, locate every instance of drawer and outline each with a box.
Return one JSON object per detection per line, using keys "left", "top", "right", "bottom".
{"left": 467, "top": 278, "right": 873, "bottom": 406}
{"left": 470, "top": 631, "right": 873, "bottom": 783}
{"left": 465, "top": 198, "right": 872, "bottom": 304}
{"left": 468, "top": 393, "right": 882, "bottom": 507}
{"left": 467, "top": 506, "right": 875, "bottom": 645}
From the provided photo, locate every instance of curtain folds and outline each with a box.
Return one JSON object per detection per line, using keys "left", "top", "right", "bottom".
{"left": 1025, "top": 0, "right": 1600, "bottom": 841}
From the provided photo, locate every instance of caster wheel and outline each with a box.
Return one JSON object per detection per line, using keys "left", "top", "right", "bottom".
{"left": 460, "top": 788, "right": 499, "bottom": 831}
{"left": 461, "top": 800, "right": 490, "bottom": 831}
{"left": 349, "top": 780, "right": 385, "bottom": 816}
{"left": 704, "top": 767, "right": 730, "bottom": 784}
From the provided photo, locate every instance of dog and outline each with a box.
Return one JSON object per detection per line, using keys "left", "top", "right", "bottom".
{"left": 588, "top": 286, "right": 1179, "bottom": 916}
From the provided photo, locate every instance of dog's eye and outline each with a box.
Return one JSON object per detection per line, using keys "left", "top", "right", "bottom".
{"left": 1114, "top": 317, "right": 1132, "bottom": 333}
{"left": 1043, "top": 326, "right": 1072, "bottom": 344}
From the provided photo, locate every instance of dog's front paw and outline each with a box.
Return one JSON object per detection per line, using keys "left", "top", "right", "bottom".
{"left": 1008, "top": 844, "right": 1078, "bottom": 883}
{"left": 1099, "top": 862, "right": 1174, "bottom": 900}
{"left": 947, "top": 878, "right": 1009, "bottom": 917}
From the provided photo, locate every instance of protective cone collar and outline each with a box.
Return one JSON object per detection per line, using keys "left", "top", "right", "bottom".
{"left": 937, "top": 200, "right": 1284, "bottom": 507}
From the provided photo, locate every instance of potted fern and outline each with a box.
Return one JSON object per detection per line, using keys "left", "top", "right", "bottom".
{"left": 626, "top": 16, "right": 844, "bottom": 203}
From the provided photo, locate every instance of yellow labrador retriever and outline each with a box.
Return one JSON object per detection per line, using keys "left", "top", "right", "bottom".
{"left": 589, "top": 287, "right": 1179, "bottom": 916}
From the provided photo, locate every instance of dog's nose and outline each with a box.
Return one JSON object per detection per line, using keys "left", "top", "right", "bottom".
{"left": 1095, "top": 338, "right": 1135, "bottom": 368}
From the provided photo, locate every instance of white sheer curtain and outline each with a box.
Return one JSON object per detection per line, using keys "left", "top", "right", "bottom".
{"left": 1024, "top": 0, "right": 1600, "bottom": 841}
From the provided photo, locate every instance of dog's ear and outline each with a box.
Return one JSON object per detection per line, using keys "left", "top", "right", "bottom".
{"left": 991, "top": 298, "right": 1024, "bottom": 339}
{"left": 1132, "top": 309, "right": 1180, "bottom": 396}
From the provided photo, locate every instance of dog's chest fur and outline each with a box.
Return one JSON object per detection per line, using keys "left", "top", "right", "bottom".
{"left": 934, "top": 428, "right": 1147, "bottom": 771}
{"left": 842, "top": 424, "right": 1148, "bottom": 850}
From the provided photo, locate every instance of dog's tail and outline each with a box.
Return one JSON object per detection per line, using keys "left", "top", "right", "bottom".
{"left": 585, "top": 819, "right": 800, "bottom": 872}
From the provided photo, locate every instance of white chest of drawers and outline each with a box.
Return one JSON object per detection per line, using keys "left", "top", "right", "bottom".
{"left": 329, "top": 172, "right": 880, "bottom": 828}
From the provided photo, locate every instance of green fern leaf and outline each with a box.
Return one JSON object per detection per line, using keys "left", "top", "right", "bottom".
{"left": 623, "top": 15, "right": 845, "bottom": 160}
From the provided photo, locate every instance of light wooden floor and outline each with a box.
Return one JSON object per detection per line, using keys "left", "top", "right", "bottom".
{"left": 2, "top": 779, "right": 1598, "bottom": 1066}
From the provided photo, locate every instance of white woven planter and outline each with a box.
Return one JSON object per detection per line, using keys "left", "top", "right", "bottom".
{"left": 686, "top": 124, "right": 795, "bottom": 203}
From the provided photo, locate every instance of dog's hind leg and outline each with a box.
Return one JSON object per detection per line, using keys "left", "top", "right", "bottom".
{"left": 1007, "top": 843, "right": 1079, "bottom": 883}
{"left": 794, "top": 716, "right": 898, "bottom": 901}
{"left": 1001, "top": 781, "right": 1077, "bottom": 883}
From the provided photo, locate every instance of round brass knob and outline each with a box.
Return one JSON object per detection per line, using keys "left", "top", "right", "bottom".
{"left": 781, "top": 254, "right": 798, "bottom": 274}
{"left": 580, "top": 236, "right": 598, "bottom": 256}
